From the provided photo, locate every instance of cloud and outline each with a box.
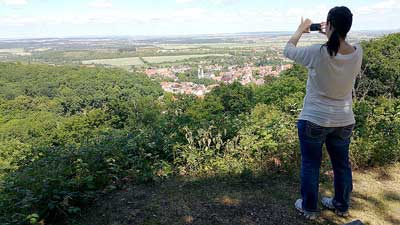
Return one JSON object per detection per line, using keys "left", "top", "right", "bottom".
{"left": 88, "top": 0, "right": 113, "bottom": 9}
{"left": 176, "top": 0, "right": 195, "bottom": 3}
{"left": 1, "top": 0, "right": 399, "bottom": 37}
{"left": 176, "top": 0, "right": 240, "bottom": 5}
{"left": 0, "top": 0, "right": 28, "bottom": 6}
{"left": 286, "top": 6, "right": 327, "bottom": 17}
{"left": 356, "top": 0, "right": 400, "bottom": 15}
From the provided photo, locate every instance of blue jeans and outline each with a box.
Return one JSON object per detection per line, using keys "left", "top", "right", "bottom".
{"left": 297, "top": 120, "right": 354, "bottom": 213}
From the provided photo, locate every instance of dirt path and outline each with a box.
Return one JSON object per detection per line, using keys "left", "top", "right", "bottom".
{"left": 73, "top": 164, "right": 400, "bottom": 225}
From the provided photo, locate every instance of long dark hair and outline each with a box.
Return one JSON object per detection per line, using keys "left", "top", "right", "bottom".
{"left": 325, "top": 6, "right": 353, "bottom": 56}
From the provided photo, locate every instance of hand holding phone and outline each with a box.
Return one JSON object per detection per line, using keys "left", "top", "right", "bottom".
{"left": 310, "top": 23, "right": 321, "bottom": 31}
{"left": 310, "top": 22, "right": 327, "bottom": 35}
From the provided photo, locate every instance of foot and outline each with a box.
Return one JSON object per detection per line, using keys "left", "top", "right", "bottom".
{"left": 321, "top": 197, "right": 349, "bottom": 217}
{"left": 295, "top": 199, "right": 319, "bottom": 220}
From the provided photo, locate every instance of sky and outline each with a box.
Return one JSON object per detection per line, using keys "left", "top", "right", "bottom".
{"left": 1, "top": 0, "right": 399, "bottom": 39}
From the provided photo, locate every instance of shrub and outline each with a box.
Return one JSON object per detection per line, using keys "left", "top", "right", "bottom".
{"left": 237, "top": 104, "right": 300, "bottom": 172}
{"left": 173, "top": 104, "right": 301, "bottom": 177}
{"left": 0, "top": 130, "right": 132, "bottom": 224}
{"left": 351, "top": 97, "right": 400, "bottom": 167}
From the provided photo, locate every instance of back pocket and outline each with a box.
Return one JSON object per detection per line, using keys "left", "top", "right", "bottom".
{"left": 305, "top": 121, "right": 324, "bottom": 139}
{"left": 339, "top": 124, "right": 355, "bottom": 140}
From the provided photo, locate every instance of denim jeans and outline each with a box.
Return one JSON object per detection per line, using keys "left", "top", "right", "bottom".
{"left": 297, "top": 119, "right": 354, "bottom": 213}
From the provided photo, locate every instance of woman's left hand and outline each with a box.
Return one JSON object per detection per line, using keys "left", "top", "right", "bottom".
{"left": 319, "top": 22, "right": 327, "bottom": 35}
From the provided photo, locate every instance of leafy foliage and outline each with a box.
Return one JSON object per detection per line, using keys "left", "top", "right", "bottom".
{"left": 351, "top": 97, "right": 400, "bottom": 167}
{"left": 357, "top": 33, "right": 400, "bottom": 98}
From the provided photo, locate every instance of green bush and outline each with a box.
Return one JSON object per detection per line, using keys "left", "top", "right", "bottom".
{"left": 0, "top": 130, "right": 132, "bottom": 224}
{"left": 173, "top": 126, "right": 241, "bottom": 176}
{"left": 358, "top": 33, "right": 400, "bottom": 98}
{"left": 351, "top": 97, "right": 400, "bottom": 167}
{"left": 254, "top": 75, "right": 305, "bottom": 112}
{"left": 238, "top": 104, "right": 300, "bottom": 172}
{"left": 173, "top": 104, "right": 300, "bottom": 176}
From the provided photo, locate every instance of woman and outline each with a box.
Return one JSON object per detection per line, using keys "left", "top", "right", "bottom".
{"left": 283, "top": 6, "right": 362, "bottom": 219}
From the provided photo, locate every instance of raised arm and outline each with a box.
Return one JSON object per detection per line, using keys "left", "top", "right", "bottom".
{"left": 284, "top": 18, "right": 320, "bottom": 68}
{"left": 288, "top": 17, "right": 312, "bottom": 47}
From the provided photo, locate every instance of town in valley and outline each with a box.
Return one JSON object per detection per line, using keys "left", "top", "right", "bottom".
{"left": 0, "top": 31, "right": 386, "bottom": 97}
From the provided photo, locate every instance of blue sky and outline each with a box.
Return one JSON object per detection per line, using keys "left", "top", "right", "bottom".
{"left": 1, "top": 0, "right": 399, "bottom": 38}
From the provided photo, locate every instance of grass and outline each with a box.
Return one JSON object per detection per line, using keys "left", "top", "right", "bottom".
{"left": 333, "top": 166, "right": 400, "bottom": 224}
{"left": 71, "top": 163, "right": 400, "bottom": 225}
{"left": 82, "top": 57, "right": 145, "bottom": 67}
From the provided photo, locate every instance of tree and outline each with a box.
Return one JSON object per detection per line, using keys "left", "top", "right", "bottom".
{"left": 208, "top": 81, "right": 255, "bottom": 115}
{"left": 357, "top": 33, "right": 400, "bottom": 98}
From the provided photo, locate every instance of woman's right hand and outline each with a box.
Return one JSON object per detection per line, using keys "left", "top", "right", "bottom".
{"left": 297, "top": 17, "right": 312, "bottom": 34}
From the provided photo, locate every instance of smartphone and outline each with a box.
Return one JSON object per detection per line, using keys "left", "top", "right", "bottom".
{"left": 310, "top": 23, "right": 321, "bottom": 32}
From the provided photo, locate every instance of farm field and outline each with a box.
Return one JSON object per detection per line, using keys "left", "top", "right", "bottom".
{"left": 0, "top": 48, "right": 25, "bottom": 53}
{"left": 157, "top": 43, "right": 281, "bottom": 49}
{"left": 82, "top": 57, "right": 145, "bottom": 67}
{"left": 0, "top": 48, "right": 31, "bottom": 56}
{"left": 81, "top": 54, "right": 231, "bottom": 69}
{"left": 142, "top": 53, "right": 231, "bottom": 63}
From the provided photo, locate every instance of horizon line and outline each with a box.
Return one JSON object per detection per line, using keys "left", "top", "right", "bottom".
{"left": 0, "top": 29, "right": 398, "bottom": 41}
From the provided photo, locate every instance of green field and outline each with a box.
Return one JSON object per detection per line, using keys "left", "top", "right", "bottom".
{"left": 82, "top": 57, "right": 145, "bottom": 67}
{"left": 81, "top": 54, "right": 230, "bottom": 68}
{"left": 142, "top": 54, "right": 230, "bottom": 63}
